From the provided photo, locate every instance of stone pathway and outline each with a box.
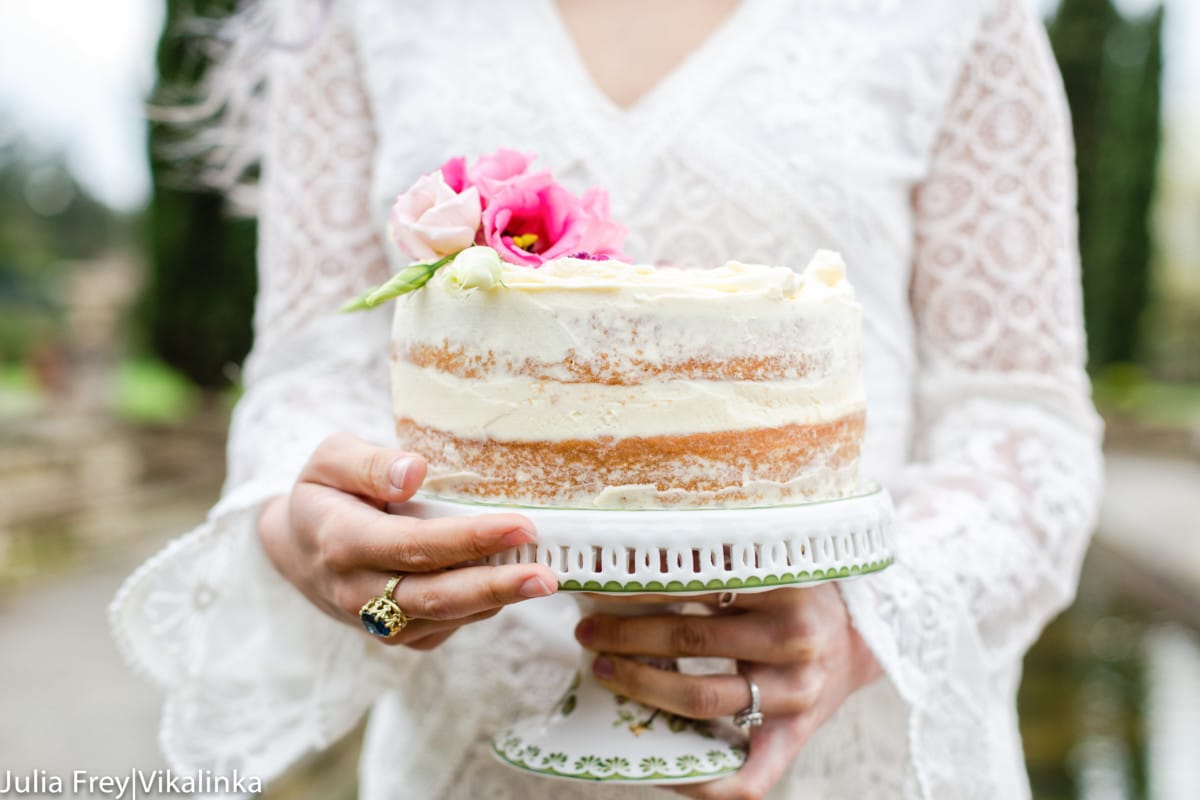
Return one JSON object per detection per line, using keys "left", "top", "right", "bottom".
{"left": 0, "top": 535, "right": 172, "bottom": 795}
{"left": 0, "top": 483, "right": 357, "bottom": 800}
{"left": 1096, "top": 450, "right": 1200, "bottom": 621}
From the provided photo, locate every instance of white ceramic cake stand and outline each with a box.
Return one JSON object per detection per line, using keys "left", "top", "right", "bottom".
{"left": 400, "top": 484, "right": 895, "bottom": 786}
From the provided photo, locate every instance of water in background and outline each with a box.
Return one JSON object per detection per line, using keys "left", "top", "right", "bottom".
{"left": 1020, "top": 547, "right": 1200, "bottom": 800}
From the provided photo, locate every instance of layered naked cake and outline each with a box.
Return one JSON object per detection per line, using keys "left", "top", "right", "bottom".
{"left": 389, "top": 250, "right": 865, "bottom": 509}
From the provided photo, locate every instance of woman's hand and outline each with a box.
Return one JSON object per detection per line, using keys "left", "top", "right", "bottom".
{"left": 575, "top": 585, "right": 882, "bottom": 800}
{"left": 258, "top": 432, "right": 557, "bottom": 650}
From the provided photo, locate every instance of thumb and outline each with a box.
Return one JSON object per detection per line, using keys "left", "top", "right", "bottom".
{"left": 301, "top": 432, "right": 428, "bottom": 504}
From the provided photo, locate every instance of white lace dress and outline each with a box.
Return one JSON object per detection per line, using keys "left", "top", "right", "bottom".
{"left": 110, "top": 0, "right": 1104, "bottom": 797}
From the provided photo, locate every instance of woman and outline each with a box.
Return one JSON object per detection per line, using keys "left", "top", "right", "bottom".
{"left": 111, "top": 0, "right": 1103, "bottom": 797}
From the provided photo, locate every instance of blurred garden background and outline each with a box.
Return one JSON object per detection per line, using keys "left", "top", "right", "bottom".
{"left": 1, "top": 0, "right": 1198, "bottom": 798}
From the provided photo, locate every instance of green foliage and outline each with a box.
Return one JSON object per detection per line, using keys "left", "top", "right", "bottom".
{"left": 137, "top": 0, "right": 256, "bottom": 389}
{"left": 139, "top": 183, "right": 256, "bottom": 388}
{"left": 1049, "top": 0, "right": 1164, "bottom": 370}
{"left": 1092, "top": 363, "right": 1200, "bottom": 427}
{"left": 112, "top": 357, "right": 200, "bottom": 423}
{"left": 0, "top": 136, "right": 116, "bottom": 360}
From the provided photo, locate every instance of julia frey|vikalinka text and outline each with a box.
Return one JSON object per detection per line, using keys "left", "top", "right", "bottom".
{"left": 0, "top": 769, "right": 262, "bottom": 798}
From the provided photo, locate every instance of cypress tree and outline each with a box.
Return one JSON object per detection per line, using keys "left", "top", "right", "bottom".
{"left": 139, "top": 0, "right": 256, "bottom": 390}
{"left": 1049, "top": 0, "right": 1163, "bottom": 369}
{"left": 1097, "top": 7, "right": 1162, "bottom": 365}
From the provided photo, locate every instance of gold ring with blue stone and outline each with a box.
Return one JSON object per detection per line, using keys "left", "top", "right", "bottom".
{"left": 359, "top": 574, "right": 409, "bottom": 638}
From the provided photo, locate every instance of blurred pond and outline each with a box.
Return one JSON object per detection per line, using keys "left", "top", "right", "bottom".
{"left": 1020, "top": 546, "right": 1200, "bottom": 800}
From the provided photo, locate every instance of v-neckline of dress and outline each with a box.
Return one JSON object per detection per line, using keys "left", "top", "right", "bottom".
{"left": 533, "top": 0, "right": 776, "bottom": 121}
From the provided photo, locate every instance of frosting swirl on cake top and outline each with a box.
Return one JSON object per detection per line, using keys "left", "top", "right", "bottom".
{"left": 492, "top": 250, "right": 854, "bottom": 299}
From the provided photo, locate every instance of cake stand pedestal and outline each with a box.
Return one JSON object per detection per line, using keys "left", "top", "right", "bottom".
{"left": 400, "top": 485, "right": 895, "bottom": 786}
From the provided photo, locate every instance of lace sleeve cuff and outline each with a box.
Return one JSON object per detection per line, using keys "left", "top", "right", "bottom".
{"left": 109, "top": 482, "right": 418, "bottom": 787}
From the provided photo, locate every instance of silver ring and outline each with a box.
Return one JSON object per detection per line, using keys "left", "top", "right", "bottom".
{"left": 717, "top": 591, "right": 736, "bottom": 609}
{"left": 733, "top": 674, "right": 763, "bottom": 730}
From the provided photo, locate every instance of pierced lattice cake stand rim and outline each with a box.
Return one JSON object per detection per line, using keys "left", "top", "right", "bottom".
{"left": 396, "top": 483, "right": 896, "bottom": 595}
{"left": 394, "top": 484, "right": 895, "bottom": 786}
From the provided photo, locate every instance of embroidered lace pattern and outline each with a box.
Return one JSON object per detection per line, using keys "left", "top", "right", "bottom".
{"left": 110, "top": 0, "right": 1102, "bottom": 797}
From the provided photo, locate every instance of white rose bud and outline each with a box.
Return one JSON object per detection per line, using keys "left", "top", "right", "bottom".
{"left": 443, "top": 246, "right": 503, "bottom": 291}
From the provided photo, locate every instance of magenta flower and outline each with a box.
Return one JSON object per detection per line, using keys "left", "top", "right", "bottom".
{"left": 439, "top": 156, "right": 470, "bottom": 193}
{"left": 481, "top": 172, "right": 627, "bottom": 266}
{"left": 576, "top": 188, "right": 628, "bottom": 259}
{"left": 439, "top": 148, "right": 536, "bottom": 207}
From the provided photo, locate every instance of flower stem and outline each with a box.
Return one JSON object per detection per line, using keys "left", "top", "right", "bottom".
{"left": 339, "top": 253, "right": 456, "bottom": 312}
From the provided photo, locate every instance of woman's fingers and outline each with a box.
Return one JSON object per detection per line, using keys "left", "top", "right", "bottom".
{"left": 300, "top": 432, "right": 428, "bottom": 506}
{"left": 304, "top": 484, "right": 538, "bottom": 574}
{"left": 401, "top": 629, "right": 458, "bottom": 651}
{"left": 361, "top": 511, "right": 539, "bottom": 572}
{"left": 279, "top": 433, "right": 556, "bottom": 654}
{"left": 298, "top": 434, "right": 540, "bottom": 571}
{"left": 392, "top": 564, "right": 557, "bottom": 619}
{"left": 372, "top": 513, "right": 539, "bottom": 572}
{"left": 340, "top": 563, "right": 557, "bottom": 626}
{"left": 593, "top": 590, "right": 774, "bottom": 610}
{"left": 590, "top": 654, "right": 743, "bottom": 719}
{"left": 576, "top": 612, "right": 811, "bottom": 665}
{"left": 590, "top": 657, "right": 813, "bottom": 720}
{"left": 380, "top": 609, "right": 499, "bottom": 647}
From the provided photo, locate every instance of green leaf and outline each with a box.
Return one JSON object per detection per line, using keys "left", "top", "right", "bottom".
{"left": 339, "top": 253, "right": 456, "bottom": 313}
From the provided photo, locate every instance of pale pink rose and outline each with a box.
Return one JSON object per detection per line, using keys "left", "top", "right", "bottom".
{"left": 388, "top": 170, "right": 481, "bottom": 261}
{"left": 438, "top": 148, "right": 536, "bottom": 206}
{"left": 481, "top": 172, "right": 627, "bottom": 266}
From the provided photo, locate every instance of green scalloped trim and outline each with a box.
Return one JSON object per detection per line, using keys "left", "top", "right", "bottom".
{"left": 492, "top": 736, "right": 746, "bottom": 782}
{"left": 557, "top": 556, "right": 894, "bottom": 593}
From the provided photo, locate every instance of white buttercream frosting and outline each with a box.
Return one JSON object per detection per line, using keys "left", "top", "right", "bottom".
{"left": 389, "top": 250, "right": 865, "bottom": 506}
{"left": 392, "top": 252, "right": 862, "bottom": 373}
{"left": 494, "top": 251, "right": 854, "bottom": 299}
{"left": 392, "top": 361, "right": 865, "bottom": 440}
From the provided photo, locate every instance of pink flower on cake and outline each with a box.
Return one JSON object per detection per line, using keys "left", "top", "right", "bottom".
{"left": 388, "top": 170, "right": 481, "bottom": 261}
{"left": 481, "top": 172, "right": 627, "bottom": 266}
{"left": 345, "top": 149, "right": 631, "bottom": 311}
{"left": 576, "top": 187, "right": 628, "bottom": 259}
{"left": 439, "top": 149, "right": 536, "bottom": 206}
{"left": 439, "top": 157, "right": 470, "bottom": 193}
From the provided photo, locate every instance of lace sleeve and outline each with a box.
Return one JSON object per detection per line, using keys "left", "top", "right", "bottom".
{"left": 839, "top": 0, "right": 1104, "bottom": 797}
{"left": 109, "top": 0, "right": 412, "bottom": 787}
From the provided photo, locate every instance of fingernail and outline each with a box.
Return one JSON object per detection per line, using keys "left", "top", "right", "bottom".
{"left": 575, "top": 619, "right": 594, "bottom": 645}
{"left": 500, "top": 526, "right": 536, "bottom": 548}
{"left": 519, "top": 576, "right": 554, "bottom": 598}
{"left": 593, "top": 656, "right": 613, "bottom": 679}
{"left": 389, "top": 457, "right": 415, "bottom": 491}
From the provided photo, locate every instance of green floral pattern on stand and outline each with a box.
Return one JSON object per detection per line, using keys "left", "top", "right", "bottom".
{"left": 553, "top": 671, "right": 582, "bottom": 718}
{"left": 609, "top": 693, "right": 716, "bottom": 738}
{"left": 492, "top": 728, "right": 747, "bottom": 782}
